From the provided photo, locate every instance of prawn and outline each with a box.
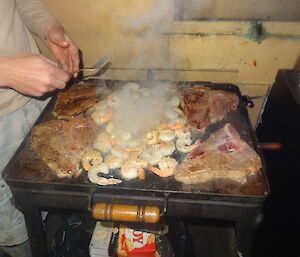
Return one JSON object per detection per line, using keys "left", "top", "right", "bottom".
{"left": 105, "top": 121, "right": 118, "bottom": 135}
{"left": 143, "top": 131, "right": 159, "bottom": 145}
{"left": 175, "top": 128, "right": 191, "bottom": 139}
{"left": 88, "top": 167, "right": 122, "bottom": 186}
{"left": 148, "top": 157, "right": 178, "bottom": 177}
{"left": 114, "top": 137, "right": 142, "bottom": 155}
{"left": 104, "top": 154, "right": 124, "bottom": 169}
{"left": 97, "top": 162, "right": 110, "bottom": 174}
{"left": 158, "top": 129, "right": 175, "bottom": 142}
{"left": 169, "top": 116, "right": 187, "bottom": 129}
{"left": 91, "top": 108, "right": 114, "bottom": 125}
{"left": 82, "top": 151, "right": 103, "bottom": 171}
{"left": 158, "top": 142, "right": 176, "bottom": 157}
{"left": 110, "top": 146, "right": 130, "bottom": 159}
{"left": 120, "top": 159, "right": 147, "bottom": 180}
{"left": 168, "top": 123, "right": 183, "bottom": 130}
{"left": 176, "top": 137, "right": 199, "bottom": 153}
{"left": 140, "top": 147, "right": 164, "bottom": 166}
{"left": 107, "top": 92, "right": 121, "bottom": 107}
{"left": 93, "top": 131, "right": 112, "bottom": 153}
{"left": 120, "top": 161, "right": 139, "bottom": 180}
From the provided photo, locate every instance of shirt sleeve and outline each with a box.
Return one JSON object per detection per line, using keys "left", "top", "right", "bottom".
{"left": 15, "top": 0, "right": 59, "bottom": 41}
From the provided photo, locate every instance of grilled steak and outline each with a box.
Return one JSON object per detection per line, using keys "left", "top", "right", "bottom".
{"left": 30, "top": 117, "right": 100, "bottom": 178}
{"left": 181, "top": 85, "right": 239, "bottom": 133}
{"left": 174, "top": 123, "right": 262, "bottom": 184}
{"left": 53, "top": 82, "right": 105, "bottom": 119}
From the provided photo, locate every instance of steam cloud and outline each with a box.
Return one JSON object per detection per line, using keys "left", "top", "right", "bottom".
{"left": 113, "top": 82, "right": 176, "bottom": 136}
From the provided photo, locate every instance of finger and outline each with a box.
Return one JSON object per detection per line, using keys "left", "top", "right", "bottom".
{"left": 49, "top": 27, "right": 70, "bottom": 48}
{"left": 71, "top": 49, "right": 80, "bottom": 72}
{"left": 63, "top": 36, "right": 80, "bottom": 73}
{"left": 67, "top": 56, "right": 73, "bottom": 74}
{"left": 53, "top": 80, "right": 67, "bottom": 90}
{"left": 52, "top": 67, "right": 70, "bottom": 84}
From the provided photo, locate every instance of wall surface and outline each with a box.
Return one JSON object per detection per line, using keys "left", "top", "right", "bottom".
{"left": 37, "top": 0, "right": 300, "bottom": 127}
{"left": 175, "top": 0, "right": 300, "bottom": 21}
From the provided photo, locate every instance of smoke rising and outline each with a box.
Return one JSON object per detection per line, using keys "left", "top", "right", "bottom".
{"left": 113, "top": 82, "right": 176, "bottom": 136}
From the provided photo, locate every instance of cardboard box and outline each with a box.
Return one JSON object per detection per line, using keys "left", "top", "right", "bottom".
{"left": 89, "top": 222, "right": 118, "bottom": 257}
{"left": 117, "top": 225, "right": 156, "bottom": 257}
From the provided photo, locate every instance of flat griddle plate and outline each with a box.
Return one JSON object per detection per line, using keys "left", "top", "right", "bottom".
{"left": 3, "top": 80, "right": 269, "bottom": 204}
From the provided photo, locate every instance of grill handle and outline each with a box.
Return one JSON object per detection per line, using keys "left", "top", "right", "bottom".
{"left": 92, "top": 203, "right": 160, "bottom": 224}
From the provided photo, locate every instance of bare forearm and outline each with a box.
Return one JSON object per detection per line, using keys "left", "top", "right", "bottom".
{"left": 0, "top": 56, "right": 12, "bottom": 87}
{"left": 15, "top": 0, "right": 58, "bottom": 41}
{"left": 0, "top": 55, "right": 69, "bottom": 97}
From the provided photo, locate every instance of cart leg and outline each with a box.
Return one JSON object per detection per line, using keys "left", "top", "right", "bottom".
{"left": 235, "top": 213, "right": 263, "bottom": 257}
{"left": 236, "top": 229, "right": 253, "bottom": 257}
{"left": 23, "top": 208, "right": 47, "bottom": 257}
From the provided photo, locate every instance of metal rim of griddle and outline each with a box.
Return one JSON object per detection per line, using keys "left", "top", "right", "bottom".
{"left": 3, "top": 79, "right": 270, "bottom": 214}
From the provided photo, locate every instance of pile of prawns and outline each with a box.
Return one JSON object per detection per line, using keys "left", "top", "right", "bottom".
{"left": 82, "top": 82, "right": 199, "bottom": 186}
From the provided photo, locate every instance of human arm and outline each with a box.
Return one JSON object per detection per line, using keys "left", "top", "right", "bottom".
{"left": 15, "top": 0, "right": 80, "bottom": 74}
{"left": 0, "top": 54, "right": 70, "bottom": 97}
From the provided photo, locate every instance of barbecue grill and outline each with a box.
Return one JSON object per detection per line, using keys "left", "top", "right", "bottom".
{"left": 2, "top": 79, "right": 269, "bottom": 257}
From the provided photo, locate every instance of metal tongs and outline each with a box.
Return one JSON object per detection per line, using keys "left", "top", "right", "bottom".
{"left": 70, "top": 56, "right": 111, "bottom": 76}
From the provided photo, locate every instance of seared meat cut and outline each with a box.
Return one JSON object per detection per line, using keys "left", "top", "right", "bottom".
{"left": 174, "top": 123, "right": 262, "bottom": 184}
{"left": 53, "top": 82, "right": 105, "bottom": 119}
{"left": 30, "top": 117, "right": 100, "bottom": 178}
{"left": 181, "top": 85, "right": 239, "bottom": 133}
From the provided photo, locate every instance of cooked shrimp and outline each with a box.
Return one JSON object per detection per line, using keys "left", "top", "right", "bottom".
{"left": 93, "top": 131, "right": 112, "bottom": 153}
{"left": 88, "top": 167, "right": 101, "bottom": 184}
{"left": 129, "top": 158, "right": 148, "bottom": 168}
{"left": 105, "top": 121, "right": 118, "bottom": 135}
{"left": 107, "top": 92, "right": 121, "bottom": 107}
{"left": 82, "top": 151, "right": 103, "bottom": 171}
{"left": 105, "top": 178, "right": 123, "bottom": 185}
{"left": 126, "top": 138, "right": 142, "bottom": 149}
{"left": 169, "top": 116, "right": 187, "bottom": 129}
{"left": 176, "top": 137, "right": 198, "bottom": 153}
{"left": 110, "top": 146, "right": 130, "bottom": 159}
{"left": 140, "top": 148, "right": 164, "bottom": 166}
{"left": 120, "top": 158, "right": 147, "bottom": 180}
{"left": 91, "top": 108, "right": 114, "bottom": 125}
{"left": 120, "top": 160, "right": 139, "bottom": 180}
{"left": 114, "top": 130, "right": 132, "bottom": 141}
{"left": 175, "top": 128, "right": 191, "bottom": 139}
{"left": 88, "top": 167, "right": 122, "bottom": 186}
{"left": 168, "top": 123, "right": 183, "bottom": 130}
{"left": 138, "top": 168, "right": 145, "bottom": 180}
{"left": 97, "top": 162, "right": 109, "bottom": 174}
{"left": 114, "top": 137, "right": 142, "bottom": 153}
{"left": 104, "top": 154, "right": 124, "bottom": 169}
{"left": 158, "top": 142, "right": 176, "bottom": 157}
{"left": 144, "top": 131, "right": 159, "bottom": 145}
{"left": 158, "top": 129, "right": 175, "bottom": 142}
{"left": 148, "top": 157, "right": 178, "bottom": 177}
{"left": 121, "top": 131, "right": 132, "bottom": 141}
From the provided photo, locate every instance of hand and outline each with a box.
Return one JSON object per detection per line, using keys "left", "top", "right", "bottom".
{"left": 0, "top": 54, "right": 70, "bottom": 97}
{"left": 44, "top": 23, "right": 80, "bottom": 77}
